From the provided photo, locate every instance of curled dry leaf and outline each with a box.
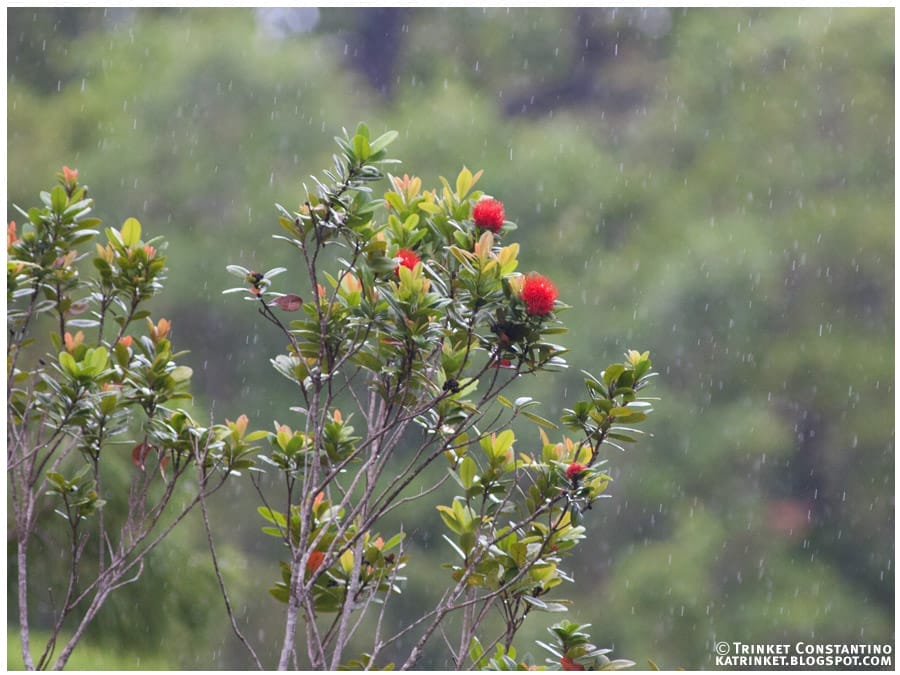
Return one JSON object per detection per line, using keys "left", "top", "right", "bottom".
{"left": 269, "top": 294, "right": 304, "bottom": 311}
{"left": 132, "top": 442, "right": 153, "bottom": 471}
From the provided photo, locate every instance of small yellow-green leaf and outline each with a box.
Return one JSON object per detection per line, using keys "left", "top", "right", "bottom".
{"left": 121, "top": 217, "right": 142, "bottom": 247}
{"left": 522, "top": 410, "right": 559, "bottom": 430}
{"left": 436, "top": 504, "right": 462, "bottom": 534}
{"left": 492, "top": 429, "right": 515, "bottom": 457}
{"left": 339, "top": 549, "right": 355, "bottom": 575}
{"left": 609, "top": 407, "right": 635, "bottom": 417}
{"left": 99, "top": 392, "right": 119, "bottom": 415}
{"left": 456, "top": 167, "right": 473, "bottom": 199}
{"left": 459, "top": 456, "right": 477, "bottom": 489}
{"left": 86, "top": 346, "right": 108, "bottom": 373}
{"left": 59, "top": 351, "right": 78, "bottom": 377}
{"left": 169, "top": 365, "right": 193, "bottom": 383}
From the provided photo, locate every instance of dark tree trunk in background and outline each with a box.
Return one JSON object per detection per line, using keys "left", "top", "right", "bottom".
{"left": 344, "top": 7, "right": 411, "bottom": 96}
{"left": 504, "top": 8, "right": 656, "bottom": 117}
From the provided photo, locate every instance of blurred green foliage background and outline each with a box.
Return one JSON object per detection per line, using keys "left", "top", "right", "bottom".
{"left": 7, "top": 7, "right": 893, "bottom": 669}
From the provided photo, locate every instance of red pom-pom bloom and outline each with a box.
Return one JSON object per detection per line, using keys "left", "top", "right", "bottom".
{"left": 565, "top": 462, "right": 587, "bottom": 481}
{"left": 472, "top": 198, "right": 505, "bottom": 233}
{"left": 395, "top": 248, "right": 421, "bottom": 274}
{"left": 520, "top": 273, "right": 558, "bottom": 317}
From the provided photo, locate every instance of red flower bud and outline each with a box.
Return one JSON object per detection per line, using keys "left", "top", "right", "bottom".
{"left": 395, "top": 248, "right": 421, "bottom": 274}
{"left": 566, "top": 463, "right": 587, "bottom": 481}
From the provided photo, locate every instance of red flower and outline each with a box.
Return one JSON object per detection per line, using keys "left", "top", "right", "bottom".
{"left": 395, "top": 248, "right": 421, "bottom": 274}
{"left": 472, "top": 198, "right": 505, "bottom": 233}
{"left": 565, "top": 463, "right": 587, "bottom": 480}
{"left": 560, "top": 656, "right": 585, "bottom": 671}
{"left": 520, "top": 273, "right": 558, "bottom": 316}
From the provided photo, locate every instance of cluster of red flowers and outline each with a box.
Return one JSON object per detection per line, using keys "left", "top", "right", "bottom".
{"left": 520, "top": 273, "right": 558, "bottom": 316}
{"left": 395, "top": 248, "right": 421, "bottom": 274}
{"left": 472, "top": 197, "right": 505, "bottom": 233}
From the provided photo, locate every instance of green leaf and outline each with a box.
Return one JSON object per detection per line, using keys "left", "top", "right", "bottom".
{"left": 50, "top": 185, "right": 67, "bottom": 214}
{"left": 456, "top": 167, "right": 473, "bottom": 199}
{"left": 46, "top": 472, "right": 68, "bottom": 489}
{"left": 226, "top": 264, "right": 251, "bottom": 278}
{"left": 352, "top": 351, "right": 383, "bottom": 373}
{"left": 382, "top": 532, "right": 405, "bottom": 551}
{"left": 384, "top": 192, "right": 404, "bottom": 212}
{"left": 436, "top": 504, "right": 462, "bottom": 534}
{"left": 469, "top": 637, "right": 485, "bottom": 667}
{"left": 59, "top": 351, "right": 78, "bottom": 377}
{"left": 98, "top": 393, "right": 118, "bottom": 415}
{"left": 459, "top": 456, "right": 477, "bottom": 489}
{"left": 522, "top": 410, "right": 559, "bottom": 430}
{"left": 602, "top": 364, "right": 626, "bottom": 387}
{"left": 339, "top": 549, "right": 354, "bottom": 574}
{"left": 492, "top": 429, "right": 515, "bottom": 457}
{"left": 369, "top": 129, "right": 399, "bottom": 154}
{"left": 353, "top": 134, "right": 371, "bottom": 161}
{"left": 82, "top": 347, "right": 108, "bottom": 376}
{"left": 611, "top": 412, "right": 648, "bottom": 424}
{"left": 121, "top": 217, "right": 142, "bottom": 247}
{"left": 258, "top": 506, "right": 287, "bottom": 527}
{"left": 169, "top": 365, "right": 193, "bottom": 383}
{"left": 269, "top": 585, "right": 290, "bottom": 603}
{"left": 609, "top": 407, "right": 636, "bottom": 417}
